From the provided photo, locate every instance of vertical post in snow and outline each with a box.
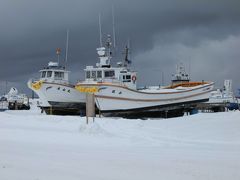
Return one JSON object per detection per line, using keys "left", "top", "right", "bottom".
{"left": 86, "top": 93, "right": 96, "bottom": 124}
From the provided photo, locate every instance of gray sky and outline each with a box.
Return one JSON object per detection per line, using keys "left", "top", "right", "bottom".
{"left": 0, "top": 0, "right": 240, "bottom": 95}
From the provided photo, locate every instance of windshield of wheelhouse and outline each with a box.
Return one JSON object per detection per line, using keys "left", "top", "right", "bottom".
{"left": 41, "top": 71, "right": 46, "bottom": 78}
{"left": 104, "top": 70, "right": 115, "bottom": 78}
{"left": 40, "top": 71, "right": 52, "bottom": 78}
{"left": 54, "top": 71, "right": 64, "bottom": 80}
{"left": 47, "top": 71, "right": 52, "bottom": 78}
{"left": 85, "top": 70, "right": 103, "bottom": 80}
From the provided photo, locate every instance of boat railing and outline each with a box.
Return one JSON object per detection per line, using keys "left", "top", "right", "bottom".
{"left": 165, "top": 81, "right": 209, "bottom": 89}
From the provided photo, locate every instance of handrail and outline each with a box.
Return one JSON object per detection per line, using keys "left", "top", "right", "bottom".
{"left": 165, "top": 82, "right": 209, "bottom": 89}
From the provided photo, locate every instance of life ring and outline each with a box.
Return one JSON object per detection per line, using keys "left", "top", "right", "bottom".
{"left": 132, "top": 75, "right": 137, "bottom": 82}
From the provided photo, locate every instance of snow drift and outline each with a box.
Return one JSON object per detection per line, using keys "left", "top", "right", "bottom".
{"left": 0, "top": 108, "right": 240, "bottom": 180}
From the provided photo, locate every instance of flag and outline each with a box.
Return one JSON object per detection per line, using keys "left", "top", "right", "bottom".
{"left": 56, "top": 48, "right": 61, "bottom": 55}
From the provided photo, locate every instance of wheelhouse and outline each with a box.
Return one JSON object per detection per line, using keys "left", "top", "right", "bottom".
{"left": 85, "top": 67, "right": 116, "bottom": 80}
{"left": 39, "top": 62, "right": 69, "bottom": 84}
{"left": 84, "top": 66, "right": 137, "bottom": 89}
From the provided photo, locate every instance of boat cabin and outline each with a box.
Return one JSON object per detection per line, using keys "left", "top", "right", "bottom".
{"left": 171, "top": 63, "right": 190, "bottom": 85}
{"left": 84, "top": 66, "right": 137, "bottom": 90}
{"left": 39, "top": 62, "right": 69, "bottom": 84}
{"left": 83, "top": 43, "right": 137, "bottom": 90}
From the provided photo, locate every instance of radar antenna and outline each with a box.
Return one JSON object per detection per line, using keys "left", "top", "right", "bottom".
{"left": 123, "top": 45, "right": 131, "bottom": 67}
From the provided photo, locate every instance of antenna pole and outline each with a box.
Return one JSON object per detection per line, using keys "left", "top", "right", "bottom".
{"left": 124, "top": 46, "right": 129, "bottom": 63}
{"left": 162, "top": 71, "right": 164, "bottom": 86}
{"left": 65, "top": 29, "right": 69, "bottom": 68}
{"left": 5, "top": 81, "right": 7, "bottom": 95}
{"left": 128, "top": 39, "right": 131, "bottom": 62}
{"left": 189, "top": 57, "right": 191, "bottom": 80}
{"left": 112, "top": 5, "right": 116, "bottom": 49}
{"left": 98, "top": 13, "right": 103, "bottom": 47}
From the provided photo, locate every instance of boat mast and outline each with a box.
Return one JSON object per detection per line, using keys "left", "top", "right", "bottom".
{"left": 65, "top": 29, "right": 69, "bottom": 68}
{"left": 188, "top": 58, "right": 191, "bottom": 81}
{"left": 124, "top": 45, "right": 133, "bottom": 67}
{"left": 128, "top": 39, "right": 131, "bottom": 65}
{"left": 99, "top": 13, "right": 103, "bottom": 47}
{"left": 5, "top": 81, "right": 7, "bottom": 95}
{"left": 112, "top": 5, "right": 116, "bottom": 49}
{"left": 161, "top": 71, "right": 164, "bottom": 86}
{"left": 106, "top": 34, "right": 112, "bottom": 62}
{"left": 124, "top": 45, "right": 129, "bottom": 67}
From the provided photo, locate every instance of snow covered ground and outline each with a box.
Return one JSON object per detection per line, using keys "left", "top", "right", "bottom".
{"left": 0, "top": 106, "right": 240, "bottom": 180}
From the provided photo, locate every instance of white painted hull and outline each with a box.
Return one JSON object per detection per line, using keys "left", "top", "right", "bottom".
{"left": 28, "top": 81, "right": 86, "bottom": 114}
{"left": 92, "top": 82, "right": 214, "bottom": 112}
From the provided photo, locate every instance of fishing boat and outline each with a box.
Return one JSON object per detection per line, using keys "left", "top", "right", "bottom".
{"left": 6, "top": 87, "right": 30, "bottom": 110}
{"left": 27, "top": 50, "right": 85, "bottom": 115}
{"left": 206, "top": 80, "right": 239, "bottom": 111}
{"left": 75, "top": 36, "right": 214, "bottom": 118}
{"left": 0, "top": 87, "right": 30, "bottom": 111}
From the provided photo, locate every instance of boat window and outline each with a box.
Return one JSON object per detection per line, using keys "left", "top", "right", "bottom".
{"left": 54, "top": 71, "right": 64, "bottom": 79}
{"left": 97, "top": 71, "right": 102, "bottom": 78}
{"left": 122, "top": 75, "right": 131, "bottom": 82}
{"left": 86, "top": 71, "right": 90, "bottom": 79}
{"left": 104, "top": 70, "right": 115, "bottom": 78}
{"left": 47, "top": 71, "right": 52, "bottom": 78}
{"left": 91, "top": 71, "right": 96, "bottom": 79}
{"left": 41, "top": 71, "right": 46, "bottom": 78}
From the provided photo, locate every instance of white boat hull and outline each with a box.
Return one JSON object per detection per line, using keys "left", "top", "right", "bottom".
{"left": 28, "top": 80, "right": 86, "bottom": 115}
{"left": 78, "top": 82, "right": 214, "bottom": 116}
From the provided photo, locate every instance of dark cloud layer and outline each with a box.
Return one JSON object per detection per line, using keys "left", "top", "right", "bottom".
{"left": 0, "top": 0, "right": 240, "bottom": 95}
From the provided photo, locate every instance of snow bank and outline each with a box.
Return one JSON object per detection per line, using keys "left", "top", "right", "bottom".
{"left": 0, "top": 109, "right": 240, "bottom": 180}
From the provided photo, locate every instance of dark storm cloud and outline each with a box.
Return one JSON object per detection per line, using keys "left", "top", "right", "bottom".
{"left": 0, "top": 0, "right": 240, "bottom": 94}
